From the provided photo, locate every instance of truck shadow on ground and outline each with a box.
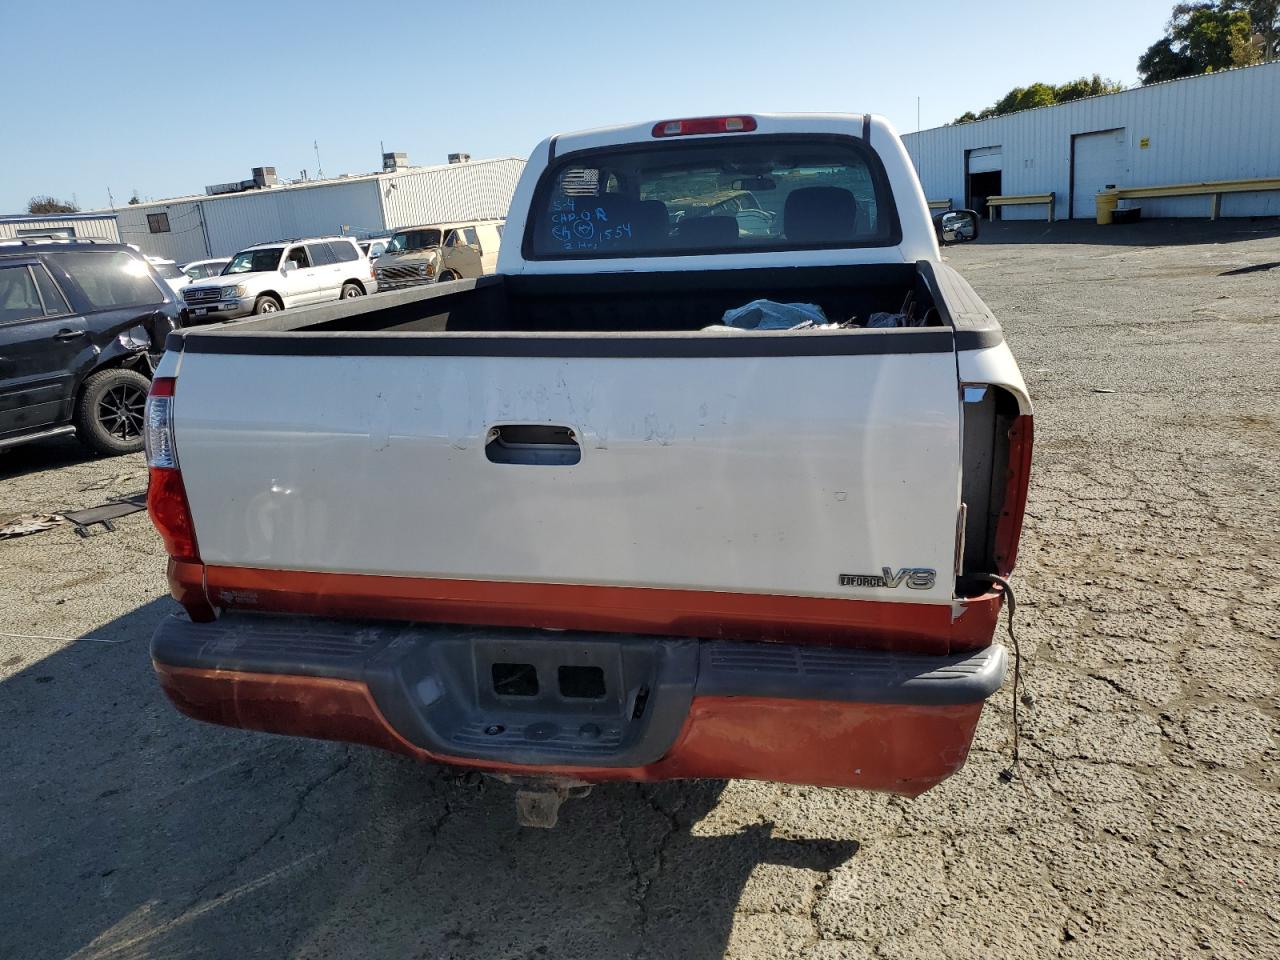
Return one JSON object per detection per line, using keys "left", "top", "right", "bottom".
{"left": 0, "top": 434, "right": 112, "bottom": 485}
{"left": 1, "top": 598, "right": 858, "bottom": 960}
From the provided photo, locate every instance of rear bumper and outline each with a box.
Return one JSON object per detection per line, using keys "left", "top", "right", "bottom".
{"left": 151, "top": 613, "right": 1006, "bottom": 796}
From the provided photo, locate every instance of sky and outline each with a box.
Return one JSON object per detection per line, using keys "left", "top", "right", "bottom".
{"left": 1, "top": 0, "right": 1177, "bottom": 214}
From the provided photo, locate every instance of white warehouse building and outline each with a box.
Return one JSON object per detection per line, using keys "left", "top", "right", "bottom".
{"left": 902, "top": 61, "right": 1280, "bottom": 222}
{"left": 99, "top": 155, "right": 525, "bottom": 263}
{"left": 0, "top": 212, "right": 120, "bottom": 242}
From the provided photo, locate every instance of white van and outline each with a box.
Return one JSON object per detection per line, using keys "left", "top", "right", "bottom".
{"left": 374, "top": 220, "right": 503, "bottom": 289}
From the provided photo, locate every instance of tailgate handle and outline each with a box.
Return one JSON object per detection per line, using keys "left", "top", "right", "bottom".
{"left": 485, "top": 425, "right": 581, "bottom": 466}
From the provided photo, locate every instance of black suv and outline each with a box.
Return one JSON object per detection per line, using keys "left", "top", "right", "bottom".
{"left": 0, "top": 239, "right": 183, "bottom": 456}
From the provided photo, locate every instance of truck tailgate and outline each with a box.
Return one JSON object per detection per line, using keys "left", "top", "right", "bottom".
{"left": 171, "top": 330, "right": 965, "bottom": 643}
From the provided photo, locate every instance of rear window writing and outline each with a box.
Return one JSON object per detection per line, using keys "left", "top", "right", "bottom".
{"left": 529, "top": 137, "right": 896, "bottom": 259}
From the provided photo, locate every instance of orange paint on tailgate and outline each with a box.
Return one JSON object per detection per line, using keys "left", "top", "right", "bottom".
{"left": 155, "top": 664, "right": 985, "bottom": 797}
{"left": 168, "top": 564, "right": 1003, "bottom": 654}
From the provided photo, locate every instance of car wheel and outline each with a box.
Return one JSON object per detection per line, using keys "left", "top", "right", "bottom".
{"left": 74, "top": 367, "right": 151, "bottom": 456}
{"left": 254, "top": 295, "right": 282, "bottom": 314}
{"left": 341, "top": 283, "right": 364, "bottom": 299}
{"left": 437, "top": 270, "right": 459, "bottom": 283}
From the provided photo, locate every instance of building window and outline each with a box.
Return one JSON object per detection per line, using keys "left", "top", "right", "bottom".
{"left": 147, "top": 213, "right": 171, "bottom": 233}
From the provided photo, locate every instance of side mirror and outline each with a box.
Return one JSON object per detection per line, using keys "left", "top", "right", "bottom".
{"left": 934, "top": 209, "right": 979, "bottom": 245}
{"left": 281, "top": 261, "right": 295, "bottom": 274}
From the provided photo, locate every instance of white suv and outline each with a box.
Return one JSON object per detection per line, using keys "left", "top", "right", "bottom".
{"left": 181, "top": 236, "right": 378, "bottom": 320}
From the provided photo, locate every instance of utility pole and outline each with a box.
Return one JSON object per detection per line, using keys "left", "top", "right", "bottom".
{"left": 917, "top": 97, "right": 921, "bottom": 132}
{"left": 107, "top": 187, "right": 116, "bottom": 210}
{"left": 314, "top": 140, "right": 324, "bottom": 180}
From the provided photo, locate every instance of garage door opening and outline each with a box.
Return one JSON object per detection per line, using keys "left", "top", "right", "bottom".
{"left": 1070, "top": 128, "right": 1127, "bottom": 219}
{"left": 965, "top": 147, "right": 1003, "bottom": 219}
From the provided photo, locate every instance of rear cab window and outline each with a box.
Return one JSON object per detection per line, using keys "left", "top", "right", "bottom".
{"left": 527, "top": 136, "right": 900, "bottom": 259}
{"left": 55, "top": 251, "right": 165, "bottom": 310}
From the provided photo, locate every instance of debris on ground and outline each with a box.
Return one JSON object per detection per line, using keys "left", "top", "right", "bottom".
{"left": 0, "top": 514, "right": 67, "bottom": 539}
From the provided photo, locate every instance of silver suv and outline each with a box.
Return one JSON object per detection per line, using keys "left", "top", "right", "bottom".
{"left": 181, "top": 236, "right": 377, "bottom": 320}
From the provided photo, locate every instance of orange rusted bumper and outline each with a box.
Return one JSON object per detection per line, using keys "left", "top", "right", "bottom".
{"left": 154, "top": 662, "right": 988, "bottom": 797}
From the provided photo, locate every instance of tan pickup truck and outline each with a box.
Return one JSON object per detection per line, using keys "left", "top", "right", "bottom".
{"left": 374, "top": 219, "right": 503, "bottom": 289}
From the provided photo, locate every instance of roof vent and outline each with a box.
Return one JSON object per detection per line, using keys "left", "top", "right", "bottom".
{"left": 383, "top": 152, "right": 409, "bottom": 172}
{"left": 251, "top": 166, "right": 278, "bottom": 188}
{"left": 448, "top": 152, "right": 471, "bottom": 164}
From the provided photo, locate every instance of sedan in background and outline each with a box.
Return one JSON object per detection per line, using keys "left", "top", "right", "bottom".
{"left": 182, "top": 258, "right": 230, "bottom": 281}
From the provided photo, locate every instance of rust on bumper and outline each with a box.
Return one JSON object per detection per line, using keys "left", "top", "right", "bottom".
{"left": 154, "top": 662, "right": 986, "bottom": 797}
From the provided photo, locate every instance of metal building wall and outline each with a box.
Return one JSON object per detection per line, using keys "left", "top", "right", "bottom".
{"left": 93, "top": 156, "right": 526, "bottom": 262}
{"left": 0, "top": 215, "right": 120, "bottom": 242}
{"left": 200, "top": 178, "right": 385, "bottom": 256}
{"left": 379, "top": 157, "right": 525, "bottom": 229}
{"left": 903, "top": 61, "right": 1280, "bottom": 221}
{"left": 115, "top": 201, "right": 210, "bottom": 262}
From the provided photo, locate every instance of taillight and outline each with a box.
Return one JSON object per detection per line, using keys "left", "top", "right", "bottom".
{"left": 993, "top": 415, "right": 1033, "bottom": 576}
{"left": 144, "top": 377, "right": 178, "bottom": 468}
{"left": 145, "top": 377, "right": 200, "bottom": 563}
{"left": 652, "top": 115, "right": 757, "bottom": 137}
{"left": 959, "top": 387, "right": 1032, "bottom": 580}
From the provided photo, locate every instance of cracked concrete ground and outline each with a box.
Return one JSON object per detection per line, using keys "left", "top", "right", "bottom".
{"left": 1, "top": 220, "right": 1278, "bottom": 959}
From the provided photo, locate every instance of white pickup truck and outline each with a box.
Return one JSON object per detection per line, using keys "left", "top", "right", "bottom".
{"left": 146, "top": 114, "right": 1032, "bottom": 821}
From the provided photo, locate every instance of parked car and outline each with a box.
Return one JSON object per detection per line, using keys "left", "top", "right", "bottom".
{"left": 181, "top": 258, "right": 230, "bottom": 282}
{"left": 146, "top": 256, "right": 190, "bottom": 295}
{"left": 0, "top": 238, "right": 182, "bottom": 454}
{"left": 179, "top": 236, "right": 377, "bottom": 321}
{"left": 146, "top": 114, "right": 1027, "bottom": 824}
{"left": 358, "top": 237, "right": 391, "bottom": 260}
{"left": 374, "top": 219, "right": 502, "bottom": 289}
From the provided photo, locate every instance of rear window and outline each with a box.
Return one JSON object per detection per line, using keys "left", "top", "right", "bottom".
{"left": 57, "top": 251, "right": 165, "bottom": 309}
{"left": 528, "top": 136, "right": 898, "bottom": 259}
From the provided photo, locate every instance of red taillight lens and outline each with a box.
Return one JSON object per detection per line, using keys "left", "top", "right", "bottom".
{"left": 148, "top": 467, "right": 200, "bottom": 563}
{"left": 145, "top": 376, "right": 200, "bottom": 563}
{"left": 651, "top": 115, "right": 757, "bottom": 137}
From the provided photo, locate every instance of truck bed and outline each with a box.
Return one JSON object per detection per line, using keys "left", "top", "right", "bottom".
{"left": 160, "top": 260, "right": 1013, "bottom": 654}
{"left": 182, "top": 261, "right": 1000, "bottom": 346}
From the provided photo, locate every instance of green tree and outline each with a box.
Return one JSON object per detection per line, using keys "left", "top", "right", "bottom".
{"left": 1237, "top": 0, "right": 1279, "bottom": 59}
{"left": 1137, "top": 2, "right": 1262, "bottom": 84}
{"left": 952, "top": 75, "right": 1126, "bottom": 123}
{"left": 27, "top": 195, "right": 79, "bottom": 215}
